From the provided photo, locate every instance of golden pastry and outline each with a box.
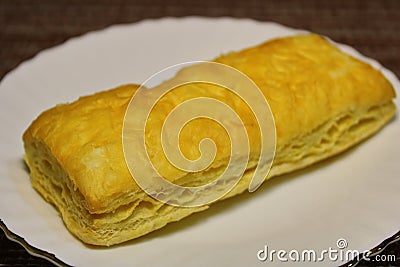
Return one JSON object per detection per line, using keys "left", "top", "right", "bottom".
{"left": 23, "top": 34, "right": 396, "bottom": 246}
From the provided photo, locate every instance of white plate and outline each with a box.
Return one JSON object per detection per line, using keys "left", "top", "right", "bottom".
{"left": 0, "top": 17, "right": 399, "bottom": 267}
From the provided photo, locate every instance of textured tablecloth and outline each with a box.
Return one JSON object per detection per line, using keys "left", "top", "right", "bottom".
{"left": 0, "top": 0, "right": 399, "bottom": 266}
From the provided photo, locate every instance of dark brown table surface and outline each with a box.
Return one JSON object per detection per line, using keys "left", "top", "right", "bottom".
{"left": 0, "top": 0, "right": 399, "bottom": 266}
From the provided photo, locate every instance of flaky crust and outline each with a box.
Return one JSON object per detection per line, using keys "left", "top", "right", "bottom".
{"left": 23, "top": 34, "right": 396, "bottom": 246}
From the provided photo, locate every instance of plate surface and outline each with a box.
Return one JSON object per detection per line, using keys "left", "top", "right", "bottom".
{"left": 0, "top": 17, "right": 399, "bottom": 266}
